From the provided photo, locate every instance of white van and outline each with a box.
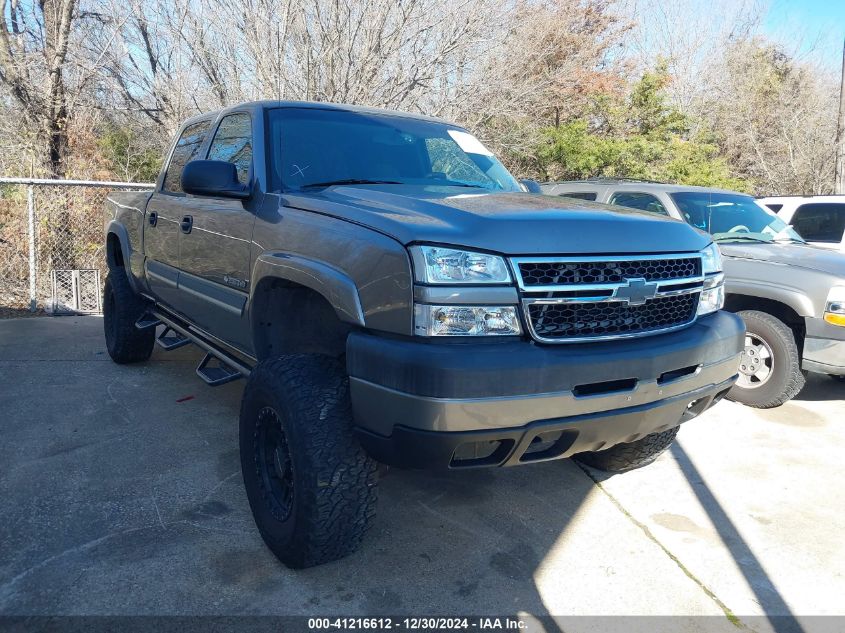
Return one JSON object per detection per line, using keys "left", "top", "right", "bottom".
{"left": 759, "top": 196, "right": 845, "bottom": 252}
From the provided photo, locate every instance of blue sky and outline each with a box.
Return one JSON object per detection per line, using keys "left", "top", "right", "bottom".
{"left": 764, "top": 0, "right": 845, "bottom": 70}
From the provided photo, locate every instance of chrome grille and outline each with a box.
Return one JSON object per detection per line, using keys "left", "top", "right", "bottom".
{"left": 511, "top": 254, "right": 703, "bottom": 343}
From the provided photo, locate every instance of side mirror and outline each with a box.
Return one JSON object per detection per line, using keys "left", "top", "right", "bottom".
{"left": 182, "top": 160, "right": 250, "bottom": 199}
{"left": 520, "top": 179, "right": 542, "bottom": 194}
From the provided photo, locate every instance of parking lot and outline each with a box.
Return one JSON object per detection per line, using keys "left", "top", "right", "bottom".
{"left": 1, "top": 316, "right": 843, "bottom": 631}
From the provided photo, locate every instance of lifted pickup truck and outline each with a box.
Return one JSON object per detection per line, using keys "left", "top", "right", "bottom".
{"left": 103, "top": 101, "right": 743, "bottom": 568}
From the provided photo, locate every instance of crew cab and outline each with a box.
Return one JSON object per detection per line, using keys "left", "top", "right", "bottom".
{"left": 103, "top": 103, "right": 743, "bottom": 568}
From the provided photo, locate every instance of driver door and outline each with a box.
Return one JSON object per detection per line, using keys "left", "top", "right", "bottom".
{"left": 176, "top": 112, "right": 256, "bottom": 352}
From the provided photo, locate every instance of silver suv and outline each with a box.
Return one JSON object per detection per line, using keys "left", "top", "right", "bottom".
{"left": 542, "top": 179, "right": 845, "bottom": 407}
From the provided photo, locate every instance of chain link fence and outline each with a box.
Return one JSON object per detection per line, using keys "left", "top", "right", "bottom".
{"left": 0, "top": 178, "right": 154, "bottom": 318}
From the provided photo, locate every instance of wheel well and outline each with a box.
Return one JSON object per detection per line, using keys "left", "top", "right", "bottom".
{"left": 724, "top": 293, "right": 806, "bottom": 350}
{"left": 250, "top": 278, "right": 354, "bottom": 360}
{"left": 106, "top": 232, "right": 125, "bottom": 269}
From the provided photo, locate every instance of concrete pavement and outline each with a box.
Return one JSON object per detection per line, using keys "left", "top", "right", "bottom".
{"left": 0, "top": 317, "right": 843, "bottom": 631}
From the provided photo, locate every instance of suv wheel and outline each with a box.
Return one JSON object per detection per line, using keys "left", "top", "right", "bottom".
{"left": 727, "top": 310, "right": 805, "bottom": 408}
{"left": 239, "top": 354, "right": 378, "bottom": 568}
{"left": 575, "top": 427, "right": 679, "bottom": 472}
{"left": 103, "top": 271, "right": 155, "bottom": 364}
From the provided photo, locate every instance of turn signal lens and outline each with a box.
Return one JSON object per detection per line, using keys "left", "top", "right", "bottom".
{"left": 824, "top": 312, "right": 845, "bottom": 327}
{"left": 824, "top": 291, "right": 845, "bottom": 326}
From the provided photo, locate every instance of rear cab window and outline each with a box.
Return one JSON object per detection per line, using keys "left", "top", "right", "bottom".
{"left": 790, "top": 203, "right": 845, "bottom": 243}
{"left": 609, "top": 192, "right": 669, "bottom": 216}
{"left": 162, "top": 120, "right": 213, "bottom": 194}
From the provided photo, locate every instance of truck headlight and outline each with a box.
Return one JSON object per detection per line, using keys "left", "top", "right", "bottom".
{"left": 824, "top": 286, "right": 845, "bottom": 327}
{"left": 700, "top": 242, "right": 722, "bottom": 275}
{"left": 410, "top": 246, "right": 511, "bottom": 284}
{"left": 414, "top": 305, "right": 521, "bottom": 336}
{"left": 698, "top": 243, "right": 724, "bottom": 316}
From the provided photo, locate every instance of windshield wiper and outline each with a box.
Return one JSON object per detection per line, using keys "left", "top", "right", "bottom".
{"left": 713, "top": 235, "right": 772, "bottom": 244}
{"left": 429, "top": 180, "right": 482, "bottom": 188}
{"left": 301, "top": 179, "right": 402, "bottom": 189}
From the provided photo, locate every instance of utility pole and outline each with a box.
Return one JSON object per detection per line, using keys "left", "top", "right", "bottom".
{"left": 836, "top": 38, "right": 845, "bottom": 194}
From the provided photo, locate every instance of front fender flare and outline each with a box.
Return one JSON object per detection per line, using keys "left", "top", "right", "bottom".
{"left": 725, "top": 278, "right": 816, "bottom": 317}
{"left": 249, "top": 252, "right": 366, "bottom": 326}
{"left": 105, "top": 221, "right": 138, "bottom": 293}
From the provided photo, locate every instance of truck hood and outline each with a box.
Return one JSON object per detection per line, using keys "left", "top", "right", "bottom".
{"left": 719, "top": 241, "right": 845, "bottom": 277}
{"left": 282, "top": 185, "right": 709, "bottom": 255}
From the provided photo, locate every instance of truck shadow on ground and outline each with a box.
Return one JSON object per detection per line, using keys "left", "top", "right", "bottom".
{"left": 792, "top": 373, "right": 845, "bottom": 402}
{"left": 290, "top": 464, "right": 591, "bottom": 623}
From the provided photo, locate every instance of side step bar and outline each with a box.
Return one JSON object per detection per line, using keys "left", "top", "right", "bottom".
{"left": 155, "top": 326, "right": 191, "bottom": 351}
{"left": 196, "top": 353, "right": 242, "bottom": 386}
{"left": 135, "top": 314, "right": 162, "bottom": 330}
{"left": 147, "top": 308, "right": 253, "bottom": 386}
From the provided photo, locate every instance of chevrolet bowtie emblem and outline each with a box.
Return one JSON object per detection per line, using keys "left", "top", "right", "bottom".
{"left": 614, "top": 278, "right": 658, "bottom": 306}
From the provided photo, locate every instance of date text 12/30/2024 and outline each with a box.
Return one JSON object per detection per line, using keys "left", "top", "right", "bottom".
{"left": 307, "top": 617, "right": 529, "bottom": 630}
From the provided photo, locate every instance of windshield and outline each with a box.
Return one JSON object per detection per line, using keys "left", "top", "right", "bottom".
{"left": 670, "top": 192, "right": 804, "bottom": 244}
{"left": 267, "top": 108, "right": 521, "bottom": 193}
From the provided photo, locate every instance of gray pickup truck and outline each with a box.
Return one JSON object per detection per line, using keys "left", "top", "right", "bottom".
{"left": 543, "top": 179, "right": 845, "bottom": 407}
{"left": 103, "top": 101, "right": 743, "bottom": 568}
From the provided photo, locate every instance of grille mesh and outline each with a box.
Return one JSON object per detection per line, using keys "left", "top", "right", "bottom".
{"left": 518, "top": 258, "right": 700, "bottom": 287}
{"left": 527, "top": 293, "right": 699, "bottom": 340}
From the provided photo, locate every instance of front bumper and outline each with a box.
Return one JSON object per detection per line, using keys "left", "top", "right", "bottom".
{"left": 347, "top": 311, "right": 745, "bottom": 469}
{"left": 803, "top": 317, "right": 845, "bottom": 375}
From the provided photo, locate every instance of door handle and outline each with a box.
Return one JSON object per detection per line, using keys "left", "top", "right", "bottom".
{"left": 148, "top": 212, "right": 157, "bottom": 227}
{"left": 180, "top": 215, "right": 193, "bottom": 234}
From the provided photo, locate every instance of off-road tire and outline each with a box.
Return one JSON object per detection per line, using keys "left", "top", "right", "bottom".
{"left": 103, "top": 271, "right": 154, "bottom": 364}
{"left": 727, "top": 310, "right": 805, "bottom": 408}
{"left": 239, "top": 354, "right": 378, "bottom": 569}
{"left": 575, "top": 427, "right": 679, "bottom": 473}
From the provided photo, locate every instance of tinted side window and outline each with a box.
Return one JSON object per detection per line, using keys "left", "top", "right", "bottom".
{"left": 207, "top": 113, "right": 253, "bottom": 184}
{"left": 791, "top": 203, "right": 845, "bottom": 242}
{"left": 163, "top": 120, "right": 212, "bottom": 193}
{"left": 765, "top": 203, "right": 783, "bottom": 212}
{"left": 609, "top": 192, "right": 668, "bottom": 216}
{"left": 558, "top": 192, "right": 597, "bottom": 201}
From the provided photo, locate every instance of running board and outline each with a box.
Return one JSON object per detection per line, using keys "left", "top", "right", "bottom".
{"left": 135, "top": 314, "right": 162, "bottom": 330}
{"left": 196, "top": 353, "right": 242, "bottom": 386}
{"left": 148, "top": 308, "right": 252, "bottom": 386}
{"left": 156, "top": 326, "right": 191, "bottom": 351}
